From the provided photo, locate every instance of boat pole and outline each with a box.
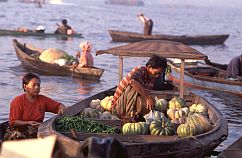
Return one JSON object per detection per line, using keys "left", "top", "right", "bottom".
{"left": 179, "top": 59, "right": 185, "bottom": 98}
{"left": 119, "top": 56, "right": 123, "bottom": 82}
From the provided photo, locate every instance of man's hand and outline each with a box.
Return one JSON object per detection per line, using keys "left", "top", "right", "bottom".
{"left": 146, "top": 95, "right": 155, "bottom": 110}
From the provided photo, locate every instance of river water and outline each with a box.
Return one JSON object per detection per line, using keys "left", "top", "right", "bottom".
{"left": 0, "top": 0, "right": 242, "bottom": 155}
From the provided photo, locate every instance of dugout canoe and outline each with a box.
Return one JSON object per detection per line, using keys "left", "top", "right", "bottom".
{"left": 38, "top": 87, "right": 228, "bottom": 158}
{"left": 167, "top": 59, "right": 242, "bottom": 97}
{"left": 12, "top": 39, "right": 104, "bottom": 80}
{"left": 108, "top": 30, "right": 229, "bottom": 45}
{"left": 0, "top": 29, "right": 83, "bottom": 39}
{"left": 105, "top": 0, "right": 144, "bottom": 6}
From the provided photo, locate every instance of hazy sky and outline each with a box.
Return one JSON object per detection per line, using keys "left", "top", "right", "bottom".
{"left": 153, "top": 0, "right": 242, "bottom": 8}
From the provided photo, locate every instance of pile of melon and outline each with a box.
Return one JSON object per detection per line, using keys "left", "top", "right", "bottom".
{"left": 78, "top": 96, "right": 119, "bottom": 120}
{"left": 85, "top": 96, "right": 213, "bottom": 137}
{"left": 122, "top": 97, "right": 212, "bottom": 137}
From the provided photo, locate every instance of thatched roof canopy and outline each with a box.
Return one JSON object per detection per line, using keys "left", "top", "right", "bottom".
{"left": 96, "top": 40, "right": 207, "bottom": 60}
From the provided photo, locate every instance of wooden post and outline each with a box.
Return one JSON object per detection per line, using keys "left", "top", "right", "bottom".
{"left": 119, "top": 56, "right": 123, "bottom": 82}
{"left": 179, "top": 59, "right": 185, "bottom": 98}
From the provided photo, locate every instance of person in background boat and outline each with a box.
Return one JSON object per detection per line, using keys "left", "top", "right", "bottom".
{"left": 75, "top": 41, "right": 94, "bottom": 68}
{"left": 226, "top": 54, "right": 242, "bottom": 81}
{"left": 54, "top": 19, "right": 75, "bottom": 35}
{"left": 111, "top": 54, "right": 167, "bottom": 120}
{"left": 5, "top": 73, "right": 66, "bottom": 140}
{"left": 137, "top": 13, "right": 153, "bottom": 35}
{"left": 15, "top": 27, "right": 29, "bottom": 32}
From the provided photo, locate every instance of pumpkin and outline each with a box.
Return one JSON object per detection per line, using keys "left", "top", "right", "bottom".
{"left": 190, "top": 104, "right": 208, "bottom": 113}
{"left": 122, "top": 122, "right": 149, "bottom": 135}
{"left": 168, "top": 97, "right": 186, "bottom": 109}
{"left": 79, "top": 108, "right": 99, "bottom": 118}
{"left": 144, "top": 111, "right": 167, "bottom": 124}
{"left": 177, "top": 122, "right": 203, "bottom": 137}
{"left": 167, "top": 107, "right": 189, "bottom": 120}
{"left": 188, "top": 113, "right": 212, "bottom": 133}
{"left": 100, "top": 96, "right": 113, "bottom": 111}
{"left": 89, "top": 99, "right": 101, "bottom": 109}
{"left": 154, "top": 97, "right": 168, "bottom": 113}
{"left": 171, "top": 116, "right": 187, "bottom": 124}
{"left": 149, "top": 119, "right": 174, "bottom": 136}
{"left": 99, "top": 112, "right": 112, "bottom": 119}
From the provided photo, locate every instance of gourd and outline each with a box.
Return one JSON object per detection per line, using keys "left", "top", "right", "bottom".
{"left": 122, "top": 122, "right": 149, "bottom": 135}
{"left": 167, "top": 107, "right": 189, "bottom": 120}
{"left": 177, "top": 112, "right": 212, "bottom": 137}
{"left": 89, "top": 99, "right": 101, "bottom": 109}
{"left": 154, "top": 97, "right": 168, "bottom": 113}
{"left": 168, "top": 97, "right": 186, "bottom": 109}
{"left": 149, "top": 119, "right": 174, "bottom": 136}
{"left": 190, "top": 104, "right": 208, "bottom": 113}
{"left": 188, "top": 113, "right": 212, "bottom": 133}
{"left": 79, "top": 108, "right": 99, "bottom": 119}
{"left": 177, "top": 122, "right": 203, "bottom": 137}
{"left": 170, "top": 116, "right": 187, "bottom": 124}
{"left": 100, "top": 96, "right": 113, "bottom": 111}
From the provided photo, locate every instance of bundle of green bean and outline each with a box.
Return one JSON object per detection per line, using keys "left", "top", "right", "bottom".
{"left": 55, "top": 116, "right": 117, "bottom": 134}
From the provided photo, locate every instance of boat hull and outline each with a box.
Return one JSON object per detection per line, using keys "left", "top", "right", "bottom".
{"left": 0, "top": 29, "right": 83, "bottom": 39}
{"left": 12, "top": 39, "right": 104, "bottom": 80}
{"left": 108, "top": 30, "right": 229, "bottom": 45}
{"left": 38, "top": 88, "right": 228, "bottom": 158}
{"left": 168, "top": 61, "right": 242, "bottom": 97}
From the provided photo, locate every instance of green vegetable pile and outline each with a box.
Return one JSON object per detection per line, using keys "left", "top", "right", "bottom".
{"left": 55, "top": 116, "right": 117, "bottom": 134}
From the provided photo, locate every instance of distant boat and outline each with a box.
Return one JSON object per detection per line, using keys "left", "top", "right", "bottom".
{"left": 167, "top": 59, "right": 242, "bottom": 97}
{"left": 108, "top": 30, "right": 229, "bottom": 45}
{"left": 105, "top": 0, "right": 144, "bottom": 6}
{"left": 0, "top": 29, "right": 83, "bottom": 39}
{"left": 12, "top": 39, "right": 104, "bottom": 80}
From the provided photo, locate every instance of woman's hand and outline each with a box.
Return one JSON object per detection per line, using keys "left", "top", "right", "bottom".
{"left": 27, "top": 121, "right": 41, "bottom": 127}
{"left": 58, "top": 104, "right": 66, "bottom": 115}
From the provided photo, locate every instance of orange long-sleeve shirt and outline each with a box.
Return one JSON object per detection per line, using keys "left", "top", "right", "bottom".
{"left": 9, "top": 94, "right": 61, "bottom": 126}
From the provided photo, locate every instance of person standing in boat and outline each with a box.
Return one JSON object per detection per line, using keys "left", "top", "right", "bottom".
{"left": 111, "top": 54, "right": 167, "bottom": 120}
{"left": 54, "top": 19, "right": 75, "bottom": 35}
{"left": 75, "top": 41, "right": 94, "bottom": 68}
{"left": 226, "top": 54, "right": 242, "bottom": 81}
{"left": 5, "top": 73, "right": 66, "bottom": 140}
{"left": 137, "top": 13, "right": 153, "bottom": 35}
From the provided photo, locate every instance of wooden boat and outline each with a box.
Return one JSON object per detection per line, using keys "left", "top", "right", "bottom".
{"left": 167, "top": 59, "right": 242, "bottom": 97}
{"left": 38, "top": 40, "right": 227, "bottom": 157}
{"left": 38, "top": 87, "right": 228, "bottom": 158}
{"left": 12, "top": 39, "right": 104, "bottom": 80}
{"left": 0, "top": 29, "right": 83, "bottom": 39}
{"left": 218, "top": 136, "right": 242, "bottom": 158}
{"left": 108, "top": 30, "right": 229, "bottom": 45}
{"left": 105, "top": 0, "right": 144, "bottom": 6}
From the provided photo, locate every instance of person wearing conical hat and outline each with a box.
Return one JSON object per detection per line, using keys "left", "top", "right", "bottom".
{"left": 76, "top": 41, "right": 94, "bottom": 68}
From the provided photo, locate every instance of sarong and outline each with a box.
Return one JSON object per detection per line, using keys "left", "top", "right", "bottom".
{"left": 4, "top": 126, "right": 38, "bottom": 141}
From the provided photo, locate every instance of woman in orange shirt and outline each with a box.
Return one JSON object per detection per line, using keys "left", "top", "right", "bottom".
{"left": 5, "top": 73, "right": 66, "bottom": 140}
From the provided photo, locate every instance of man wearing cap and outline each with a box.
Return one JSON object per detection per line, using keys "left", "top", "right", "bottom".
{"left": 137, "top": 13, "right": 153, "bottom": 35}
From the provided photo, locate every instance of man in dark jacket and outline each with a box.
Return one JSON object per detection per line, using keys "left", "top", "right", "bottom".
{"left": 226, "top": 54, "right": 242, "bottom": 81}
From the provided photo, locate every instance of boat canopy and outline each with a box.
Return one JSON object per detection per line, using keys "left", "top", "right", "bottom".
{"left": 96, "top": 40, "right": 207, "bottom": 97}
{"left": 96, "top": 40, "right": 207, "bottom": 60}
